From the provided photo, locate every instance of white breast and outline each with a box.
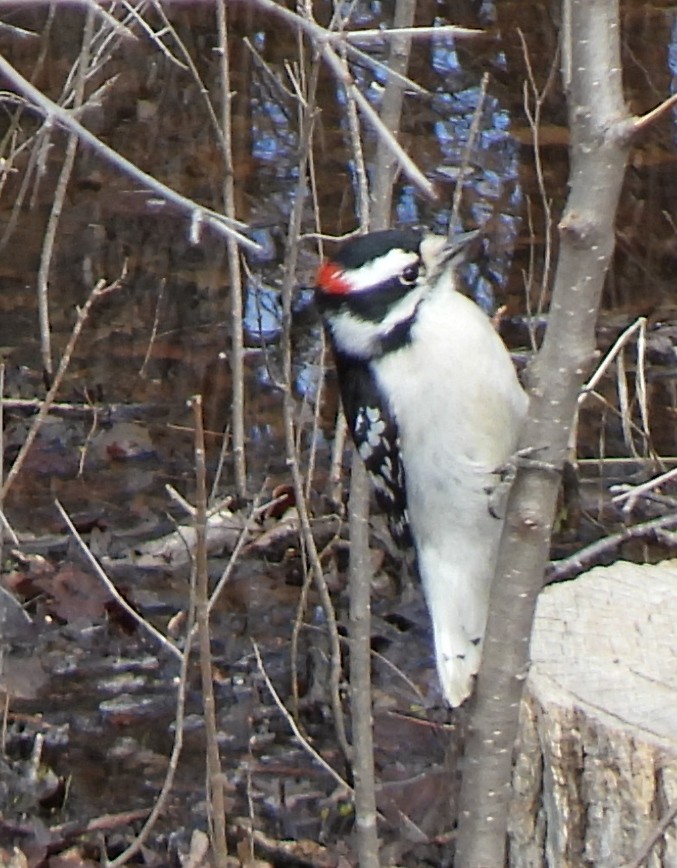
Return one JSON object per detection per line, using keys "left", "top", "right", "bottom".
{"left": 372, "top": 277, "right": 528, "bottom": 705}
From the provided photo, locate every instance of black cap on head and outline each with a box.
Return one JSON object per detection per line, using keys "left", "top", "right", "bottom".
{"left": 331, "top": 229, "right": 423, "bottom": 270}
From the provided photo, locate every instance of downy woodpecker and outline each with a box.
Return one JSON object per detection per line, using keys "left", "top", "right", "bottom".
{"left": 315, "top": 229, "right": 528, "bottom": 706}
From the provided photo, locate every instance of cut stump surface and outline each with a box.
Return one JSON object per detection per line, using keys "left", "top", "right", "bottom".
{"left": 510, "top": 559, "right": 677, "bottom": 868}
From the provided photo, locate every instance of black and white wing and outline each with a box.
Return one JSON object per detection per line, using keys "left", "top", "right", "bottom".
{"left": 334, "top": 352, "right": 412, "bottom": 549}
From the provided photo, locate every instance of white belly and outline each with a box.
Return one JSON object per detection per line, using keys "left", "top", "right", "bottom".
{"left": 372, "top": 285, "right": 528, "bottom": 705}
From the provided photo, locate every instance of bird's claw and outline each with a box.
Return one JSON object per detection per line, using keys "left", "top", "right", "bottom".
{"left": 485, "top": 447, "right": 560, "bottom": 518}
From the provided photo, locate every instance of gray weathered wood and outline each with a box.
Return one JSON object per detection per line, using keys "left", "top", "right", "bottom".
{"left": 510, "top": 560, "right": 677, "bottom": 868}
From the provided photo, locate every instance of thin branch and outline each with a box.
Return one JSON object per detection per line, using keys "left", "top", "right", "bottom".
{"left": 578, "top": 317, "right": 646, "bottom": 404}
{"left": 370, "top": 0, "right": 417, "bottom": 227}
{"left": 278, "top": 52, "right": 352, "bottom": 762}
{"left": 125, "top": 1, "right": 186, "bottom": 71}
{"left": 0, "top": 54, "right": 259, "bottom": 251}
{"left": 0, "top": 363, "right": 3, "bottom": 525}
{"left": 1, "top": 274, "right": 124, "bottom": 503}
{"left": 243, "top": 0, "right": 468, "bottom": 91}
{"left": 449, "top": 71, "right": 489, "bottom": 235}
{"left": 620, "top": 800, "right": 677, "bottom": 868}
{"left": 518, "top": 28, "right": 559, "bottom": 337}
{"left": 139, "top": 279, "right": 166, "bottom": 378}
{"left": 190, "top": 395, "right": 228, "bottom": 863}
{"left": 82, "top": 0, "right": 141, "bottom": 44}
{"left": 347, "top": 455, "right": 379, "bottom": 868}
{"left": 348, "top": 0, "right": 420, "bottom": 860}
{"left": 632, "top": 92, "right": 677, "bottom": 134}
{"left": 344, "top": 24, "right": 481, "bottom": 41}
{"left": 216, "top": 0, "right": 247, "bottom": 497}
{"left": 0, "top": 510, "right": 19, "bottom": 547}
{"left": 612, "top": 466, "right": 677, "bottom": 510}
{"left": 148, "top": 1, "right": 226, "bottom": 153}
{"left": 108, "top": 600, "right": 192, "bottom": 866}
{"left": 244, "top": 0, "right": 437, "bottom": 201}
{"left": 36, "top": 8, "right": 94, "bottom": 378}
{"left": 546, "top": 512, "right": 677, "bottom": 583}
{"left": 54, "top": 499, "right": 182, "bottom": 662}
{"left": 327, "top": 57, "right": 437, "bottom": 201}
{"left": 252, "top": 641, "right": 352, "bottom": 795}
{"left": 0, "top": 5, "right": 56, "bottom": 250}
{"left": 208, "top": 484, "right": 269, "bottom": 615}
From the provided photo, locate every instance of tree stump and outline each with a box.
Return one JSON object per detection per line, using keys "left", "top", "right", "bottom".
{"left": 509, "top": 559, "right": 677, "bottom": 868}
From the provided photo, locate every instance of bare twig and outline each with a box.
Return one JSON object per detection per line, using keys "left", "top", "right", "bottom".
{"left": 546, "top": 512, "right": 677, "bottom": 583}
{"left": 0, "top": 363, "right": 4, "bottom": 560}
{"left": 573, "top": 316, "right": 651, "bottom": 460}
{"left": 278, "top": 50, "right": 352, "bottom": 761}
{"left": 518, "top": 28, "right": 560, "bottom": 347}
{"left": 332, "top": 68, "right": 437, "bottom": 201}
{"left": 252, "top": 641, "right": 352, "bottom": 795}
{"left": 0, "top": 6, "right": 56, "bottom": 250}
{"left": 108, "top": 602, "right": 192, "bottom": 866}
{"left": 77, "top": 403, "right": 99, "bottom": 477}
{"left": 304, "top": 336, "right": 328, "bottom": 503}
{"left": 244, "top": 0, "right": 445, "bottom": 94}
{"left": 344, "top": 24, "right": 480, "bottom": 41}
{"left": 370, "top": 0, "right": 417, "bottom": 227}
{"left": 348, "top": 455, "right": 379, "bottom": 868}
{"left": 0, "top": 510, "right": 19, "bottom": 547}
{"left": 0, "top": 55, "right": 259, "bottom": 251}
{"left": 1, "top": 274, "right": 124, "bottom": 503}
{"left": 208, "top": 484, "right": 269, "bottom": 614}
{"left": 345, "top": 0, "right": 420, "bottom": 861}
{"left": 578, "top": 456, "right": 677, "bottom": 467}
{"left": 139, "top": 279, "right": 165, "bottom": 378}
{"left": 245, "top": 0, "right": 437, "bottom": 201}
{"left": 620, "top": 800, "right": 677, "bottom": 868}
{"left": 54, "top": 499, "right": 182, "bottom": 662}
{"left": 289, "top": 534, "right": 313, "bottom": 720}
{"left": 190, "top": 395, "right": 228, "bottom": 863}
{"left": 36, "top": 8, "right": 94, "bottom": 378}
{"left": 216, "top": 0, "right": 247, "bottom": 498}
{"left": 449, "top": 71, "right": 489, "bottom": 235}
{"left": 119, "top": 1, "right": 186, "bottom": 67}
{"left": 612, "top": 466, "right": 677, "bottom": 510}
{"left": 578, "top": 317, "right": 646, "bottom": 404}
{"left": 632, "top": 92, "right": 677, "bottom": 134}
{"left": 82, "top": 0, "right": 140, "bottom": 44}
{"left": 329, "top": 408, "right": 348, "bottom": 507}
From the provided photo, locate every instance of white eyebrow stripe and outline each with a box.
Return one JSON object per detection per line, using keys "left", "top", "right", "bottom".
{"left": 342, "top": 248, "right": 419, "bottom": 292}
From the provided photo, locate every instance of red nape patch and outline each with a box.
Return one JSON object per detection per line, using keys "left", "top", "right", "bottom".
{"left": 316, "top": 260, "right": 350, "bottom": 295}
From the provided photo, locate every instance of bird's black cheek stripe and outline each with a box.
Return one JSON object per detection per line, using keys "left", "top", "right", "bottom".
{"left": 315, "top": 276, "right": 415, "bottom": 322}
{"left": 341, "top": 277, "right": 417, "bottom": 322}
{"left": 380, "top": 312, "right": 416, "bottom": 353}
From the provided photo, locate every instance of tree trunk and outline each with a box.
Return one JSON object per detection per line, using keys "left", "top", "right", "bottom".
{"left": 454, "top": 1, "right": 633, "bottom": 860}
{"left": 509, "top": 559, "right": 677, "bottom": 868}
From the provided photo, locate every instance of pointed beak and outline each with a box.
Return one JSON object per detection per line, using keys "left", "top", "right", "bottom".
{"left": 420, "top": 229, "right": 480, "bottom": 282}
{"left": 441, "top": 229, "right": 480, "bottom": 265}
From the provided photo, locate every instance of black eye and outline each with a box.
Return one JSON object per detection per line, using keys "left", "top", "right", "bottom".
{"left": 400, "top": 262, "right": 419, "bottom": 285}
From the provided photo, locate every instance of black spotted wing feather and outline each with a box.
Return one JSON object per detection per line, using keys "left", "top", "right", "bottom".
{"left": 334, "top": 352, "right": 412, "bottom": 549}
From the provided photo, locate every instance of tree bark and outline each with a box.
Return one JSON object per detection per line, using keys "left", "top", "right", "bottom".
{"left": 509, "top": 559, "right": 677, "bottom": 868}
{"left": 454, "top": 2, "right": 633, "bottom": 864}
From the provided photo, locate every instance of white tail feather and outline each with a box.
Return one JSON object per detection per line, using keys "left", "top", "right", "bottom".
{"left": 418, "top": 541, "right": 496, "bottom": 706}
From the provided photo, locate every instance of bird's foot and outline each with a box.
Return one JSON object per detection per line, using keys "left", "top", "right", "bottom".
{"left": 485, "top": 460, "right": 517, "bottom": 519}
{"left": 514, "top": 445, "right": 562, "bottom": 474}
{"left": 486, "top": 447, "right": 561, "bottom": 518}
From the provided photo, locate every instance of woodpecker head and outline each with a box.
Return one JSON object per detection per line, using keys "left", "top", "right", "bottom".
{"left": 315, "top": 228, "right": 476, "bottom": 359}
